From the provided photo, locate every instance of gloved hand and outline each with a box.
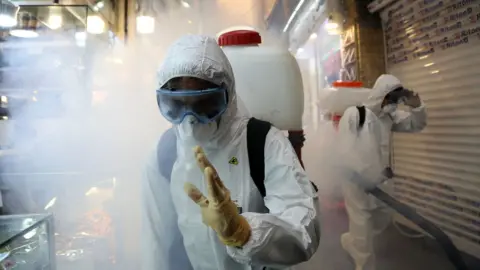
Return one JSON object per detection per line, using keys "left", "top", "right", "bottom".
{"left": 184, "top": 146, "right": 251, "bottom": 247}
{"left": 404, "top": 91, "right": 422, "bottom": 108}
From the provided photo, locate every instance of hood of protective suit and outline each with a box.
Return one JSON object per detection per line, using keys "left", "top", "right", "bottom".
{"left": 364, "top": 74, "right": 403, "bottom": 116}
{"left": 157, "top": 34, "right": 239, "bottom": 148}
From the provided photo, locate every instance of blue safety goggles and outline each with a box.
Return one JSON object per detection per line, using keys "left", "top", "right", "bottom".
{"left": 385, "top": 87, "right": 412, "bottom": 104}
{"left": 156, "top": 87, "right": 228, "bottom": 124}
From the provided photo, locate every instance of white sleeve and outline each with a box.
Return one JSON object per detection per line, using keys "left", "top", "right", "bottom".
{"left": 141, "top": 148, "right": 192, "bottom": 270}
{"left": 338, "top": 107, "right": 385, "bottom": 189}
{"left": 391, "top": 103, "right": 427, "bottom": 133}
{"left": 227, "top": 127, "right": 321, "bottom": 268}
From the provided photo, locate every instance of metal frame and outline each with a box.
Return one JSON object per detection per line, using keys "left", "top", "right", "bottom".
{"left": 377, "top": 0, "right": 480, "bottom": 260}
{"left": 16, "top": 4, "right": 113, "bottom": 30}
{"left": 0, "top": 214, "right": 56, "bottom": 270}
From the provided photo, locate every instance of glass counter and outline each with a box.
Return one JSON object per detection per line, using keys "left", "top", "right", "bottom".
{"left": 0, "top": 214, "right": 55, "bottom": 270}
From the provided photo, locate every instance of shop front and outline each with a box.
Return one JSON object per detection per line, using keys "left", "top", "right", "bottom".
{"left": 369, "top": 0, "right": 480, "bottom": 259}
{"left": 286, "top": 0, "right": 347, "bottom": 131}
{"left": 0, "top": 2, "right": 123, "bottom": 269}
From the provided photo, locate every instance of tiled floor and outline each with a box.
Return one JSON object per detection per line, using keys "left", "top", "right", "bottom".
{"left": 295, "top": 205, "right": 479, "bottom": 270}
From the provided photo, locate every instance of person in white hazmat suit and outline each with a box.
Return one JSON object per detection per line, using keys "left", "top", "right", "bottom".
{"left": 141, "top": 34, "right": 320, "bottom": 270}
{"left": 338, "top": 74, "right": 427, "bottom": 270}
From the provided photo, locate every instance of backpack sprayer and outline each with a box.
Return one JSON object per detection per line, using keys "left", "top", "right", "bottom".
{"left": 217, "top": 28, "right": 469, "bottom": 269}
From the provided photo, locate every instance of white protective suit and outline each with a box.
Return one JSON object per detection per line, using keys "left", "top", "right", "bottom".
{"left": 339, "top": 74, "right": 427, "bottom": 270}
{"left": 141, "top": 35, "right": 320, "bottom": 270}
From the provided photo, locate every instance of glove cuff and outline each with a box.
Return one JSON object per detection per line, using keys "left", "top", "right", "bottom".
{"left": 218, "top": 215, "right": 251, "bottom": 247}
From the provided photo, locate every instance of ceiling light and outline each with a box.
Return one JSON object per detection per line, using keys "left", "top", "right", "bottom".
{"left": 75, "top": 31, "right": 87, "bottom": 47}
{"left": 310, "top": 33, "right": 317, "bottom": 39}
{"left": 325, "top": 22, "right": 338, "bottom": 30}
{"left": 85, "top": 187, "right": 99, "bottom": 196}
{"left": 44, "top": 197, "right": 57, "bottom": 210}
{"left": 75, "top": 31, "right": 86, "bottom": 41}
{"left": 181, "top": 1, "right": 190, "bottom": 8}
{"left": 136, "top": 15, "right": 155, "bottom": 34}
{"left": 325, "top": 14, "right": 340, "bottom": 32}
{"left": 283, "top": 0, "right": 306, "bottom": 32}
{"left": 327, "top": 29, "right": 341, "bottom": 35}
{"left": 96, "top": 1, "right": 104, "bottom": 9}
{"left": 424, "top": 62, "right": 434, "bottom": 67}
{"left": 0, "top": 14, "right": 16, "bottom": 27}
{"left": 10, "top": 29, "right": 39, "bottom": 38}
{"left": 47, "top": 15, "right": 62, "bottom": 30}
{"left": 87, "top": 15, "right": 105, "bottom": 34}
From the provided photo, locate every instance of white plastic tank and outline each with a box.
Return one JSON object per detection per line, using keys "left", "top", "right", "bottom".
{"left": 318, "top": 81, "right": 371, "bottom": 127}
{"left": 218, "top": 30, "right": 304, "bottom": 131}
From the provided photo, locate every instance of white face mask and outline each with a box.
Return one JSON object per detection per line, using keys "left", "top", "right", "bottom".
{"left": 382, "top": 104, "right": 397, "bottom": 115}
{"left": 177, "top": 115, "right": 218, "bottom": 143}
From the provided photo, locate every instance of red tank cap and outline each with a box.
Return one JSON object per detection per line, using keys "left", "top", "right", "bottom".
{"left": 218, "top": 30, "right": 262, "bottom": 46}
{"left": 332, "top": 115, "right": 342, "bottom": 121}
{"left": 332, "top": 81, "right": 364, "bottom": 88}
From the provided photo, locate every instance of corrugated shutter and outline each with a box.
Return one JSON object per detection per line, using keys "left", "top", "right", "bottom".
{"left": 380, "top": 0, "right": 480, "bottom": 259}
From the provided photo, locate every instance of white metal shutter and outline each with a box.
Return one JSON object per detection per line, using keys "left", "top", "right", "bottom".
{"left": 381, "top": 0, "right": 480, "bottom": 258}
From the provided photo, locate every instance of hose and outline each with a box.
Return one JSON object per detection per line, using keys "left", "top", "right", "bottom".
{"left": 368, "top": 187, "right": 469, "bottom": 270}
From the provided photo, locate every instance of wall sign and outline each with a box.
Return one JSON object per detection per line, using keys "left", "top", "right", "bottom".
{"left": 368, "top": 0, "right": 397, "bottom": 13}
{"left": 382, "top": 0, "right": 480, "bottom": 67}
{"left": 339, "top": 26, "right": 357, "bottom": 81}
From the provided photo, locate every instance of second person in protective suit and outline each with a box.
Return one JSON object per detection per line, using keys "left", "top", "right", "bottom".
{"left": 338, "top": 74, "right": 427, "bottom": 270}
{"left": 141, "top": 34, "right": 320, "bottom": 270}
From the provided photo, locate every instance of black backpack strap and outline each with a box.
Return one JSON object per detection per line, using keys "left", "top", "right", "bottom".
{"left": 160, "top": 118, "right": 318, "bottom": 198}
{"left": 356, "top": 106, "right": 366, "bottom": 129}
{"left": 311, "top": 180, "right": 319, "bottom": 193}
{"left": 246, "top": 118, "right": 319, "bottom": 197}
{"left": 247, "top": 118, "right": 272, "bottom": 198}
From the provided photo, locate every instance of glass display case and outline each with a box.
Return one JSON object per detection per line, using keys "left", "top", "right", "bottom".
{"left": 0, "top": 214, "right": 55, "bottom": 270}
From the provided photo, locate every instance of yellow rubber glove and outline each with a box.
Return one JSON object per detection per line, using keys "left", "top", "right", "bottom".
{"left": 184, "top": 146, "right": 251, "bottom": 247}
